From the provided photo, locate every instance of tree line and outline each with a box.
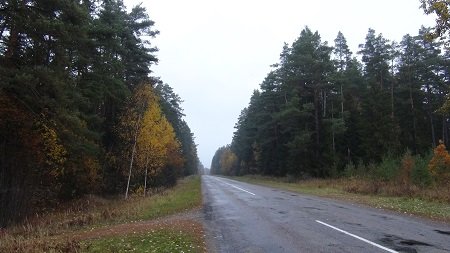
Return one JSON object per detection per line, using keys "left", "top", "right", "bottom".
{"left": 0, "top": 0, "right": 199, "bottom": 227}
{"left": 211, "top": 25, "right": 450, "bottom": 180}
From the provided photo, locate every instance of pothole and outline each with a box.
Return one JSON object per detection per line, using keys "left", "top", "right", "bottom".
{"left": 379, "top": 234, "right": 434, "bottom": 253}
{"left": 303, "top": 207, "right": 323, "bottom": 211}
{"left": 399, "top": 240, "right": 432, "bottom": 246}
{"left": 435, "top": 229, "right": 450, "bottom": 236}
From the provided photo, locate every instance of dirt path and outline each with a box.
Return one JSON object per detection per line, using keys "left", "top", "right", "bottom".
{"left": 63, "top": 208, "right": 205, "bottom": 243}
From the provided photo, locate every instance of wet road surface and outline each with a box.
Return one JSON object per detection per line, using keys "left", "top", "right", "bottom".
{"left": 202, "top": 175, "right": 450, "bottom": 253}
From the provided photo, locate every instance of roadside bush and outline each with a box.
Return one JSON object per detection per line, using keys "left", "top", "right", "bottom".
{"left": 397, "top": 150, "right": 414, "bottom": 186}
{"left": 372, "top": 154, "right": 399, "bottom": 181}
{"left": 390, "top": 150, "right": 415, "bottom": 196}
{"left": 428, "top": 141, "right": 450, "bottom": 186}
{"left": 285, "top": 174, "right": 298, "bottom": 183}
{"left": 134, "top": 186, "right": 145, "bottom": 196}
{"left": 343, "top": 178, "right": 384, "bottom": 195}
{"left": 356, "top": 160, "right": 368, "bottom": 178}
{"left": 342, "top": 161, "right": 356, "bottom": 178}
{"left": 412, "top": 152, "right": 432, "bottom": 188}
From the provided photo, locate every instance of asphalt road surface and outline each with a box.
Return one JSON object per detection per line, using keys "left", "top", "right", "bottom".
{"left": 202, "top": 175, "right": 450, "bottom": 253}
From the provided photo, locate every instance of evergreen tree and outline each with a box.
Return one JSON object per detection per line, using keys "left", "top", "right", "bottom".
{"left": 396, "top": 33, "right": 431, "bottom": 154}
{"left": 231, "top": 90, "right": 261, "bottom": 174}
{"left": 358, "top": 29, "right": 400, "bottom": 161}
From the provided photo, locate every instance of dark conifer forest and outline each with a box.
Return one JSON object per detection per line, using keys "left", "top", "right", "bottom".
{"left": 0, "top": 0, "right": 199, "bottom": 226}
{"left": 211, "top": 25, "right": 450, "bottom": 186}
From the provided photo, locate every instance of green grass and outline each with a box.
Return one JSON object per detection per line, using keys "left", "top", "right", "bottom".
{"left": 368, "top": 196, "right": 450, "bottom": 221}
{"left": 83, "top": 229, "right": 202, "bottom": 253}
{"left": 140, "top": 176, "right": 202, "bottom": 220}
{"left": 229, "top": 175, "right": 450, "bottom": 222}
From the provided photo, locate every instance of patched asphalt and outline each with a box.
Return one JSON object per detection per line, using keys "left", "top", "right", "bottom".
{"left": 202, "top": 175, "right": 450, "bottom": 253}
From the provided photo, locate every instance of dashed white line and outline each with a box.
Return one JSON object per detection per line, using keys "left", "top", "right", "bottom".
{"left": 213, "top": 178, "right": 256, "bottom": 196}
{"left": 316, "top": 220, "right": 398, "bottom": 253}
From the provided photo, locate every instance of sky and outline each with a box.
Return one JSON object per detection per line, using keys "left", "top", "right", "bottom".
{"left": 123, "top": 0, "right": 435, "bottom": 168}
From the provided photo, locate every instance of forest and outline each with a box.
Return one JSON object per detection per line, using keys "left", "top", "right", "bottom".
{"left": 0, "top": 0, "right": 200, "bottom": 227}
{"left": 211, "top": 15, "right": 450, "bottom": 189}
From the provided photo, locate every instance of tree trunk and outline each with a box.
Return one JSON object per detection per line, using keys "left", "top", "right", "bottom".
{"left": 427, "top": 86, "right": 436, "bottom": 147}
{"left": 391, "top": 78, "right": 394, "bottom": 119}
{"left": 331, "top": 101, "right": 335, "bottom": 154}
{"left": 144, "top": 156, "right": 149, "bottom": 197}
{"left": 314, "top": 88, "right": 321, "bottom": 159}
{"left": 430, "top": 113, "right": 436, "bottom": 147}
{"left": 144, "top": 167, "right": 148, "bottom": 197}
{"left": 391, "top": 58, "right": 395, "bottom": 119}
{"left": 446, "top": 118, "right": 449, "bottom": 146}
{"left": 409, "top": 84, "right": 418, "bottom": 153}
{"left": 273, "top": 123, "right": 280, "bottom": 174}
{"left": 380, "top": 71, "right": 383, "bottom": 90}
{"left": 125, "top": 115, "right": 141, "bottom": 199}
{"left": 340, "top": 84, "right": 344, "bottom": 118}
{"left": 443, "top": 116, "right": 447, "bottom": 146}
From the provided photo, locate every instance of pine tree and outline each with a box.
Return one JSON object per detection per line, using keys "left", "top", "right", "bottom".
{"left": 358, "top": 29, "right": 400, "bottom": 161}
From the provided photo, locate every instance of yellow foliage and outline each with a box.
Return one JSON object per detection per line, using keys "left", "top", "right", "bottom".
{"left": 120, "top": 84, "right": 183, "bottom": 177}
{"left": 428, "top": 141, "right": 450, "bottom": 184}
{"left": 421, "top": 0, "right": 450, "bottom": 40}
{"left": 37, "top": 119, "right": 67, "bottom": 177}
{"left": 134, "top": 185, "right": 145, "bottom": 195}
{"left": 220, "top": 148, "right": 238, "bottom": 175}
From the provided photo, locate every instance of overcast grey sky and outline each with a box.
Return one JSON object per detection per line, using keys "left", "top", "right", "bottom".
{"left": 124, "top": 0, "right": 435, "bottom": 168}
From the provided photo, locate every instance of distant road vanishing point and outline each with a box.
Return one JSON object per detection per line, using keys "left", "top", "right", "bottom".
{"left": 202, "top": 176, "right": 450, "bottom": 253}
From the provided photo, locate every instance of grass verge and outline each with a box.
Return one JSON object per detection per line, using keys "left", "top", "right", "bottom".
{"left": 229, "top": 175, "right": 450, "bottom": 223}
{"left": 0, "top": 176, "right": 204, "bottom": 253}
{"left": 83, "top": 227, "right": 204, "bottom": 253}
{"left": 140, "top": 176, "right": 202, "bottom": 220}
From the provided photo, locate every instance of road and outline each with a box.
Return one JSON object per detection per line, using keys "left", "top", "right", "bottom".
{"left": 202, "top": 175, "right": 450, "bottom": 253}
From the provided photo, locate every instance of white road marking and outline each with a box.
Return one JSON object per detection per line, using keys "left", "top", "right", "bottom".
{"left": 316, "top": 220, "right": 398, "bottom": 253}
{"left": 213, "top": 178, "right": 256, "bottom": 196}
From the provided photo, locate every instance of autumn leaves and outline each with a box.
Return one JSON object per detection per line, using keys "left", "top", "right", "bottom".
{"left": 121, "top": 84, "right": 184, "bottom": 198}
